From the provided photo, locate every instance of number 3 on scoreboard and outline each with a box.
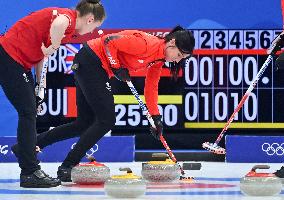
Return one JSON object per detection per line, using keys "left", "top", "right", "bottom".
{"left": 214, "top": 30, "right": 228, "bottom": 49}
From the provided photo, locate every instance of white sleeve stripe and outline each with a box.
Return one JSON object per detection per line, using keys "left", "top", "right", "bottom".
{"left": 62, "top": 14, "right": 72, "bottom": 28}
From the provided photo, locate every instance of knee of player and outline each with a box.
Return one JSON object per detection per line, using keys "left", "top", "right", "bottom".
{"left": 100, "top": 114, "right": 115, "bottom": 128}
{"left": 75, "top": 118, "right": 93, "bottom": 130}
{"left": 17, "top": 108, "right": 37, "bottom": 119}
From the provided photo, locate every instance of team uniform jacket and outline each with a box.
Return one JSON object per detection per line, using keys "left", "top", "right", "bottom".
{"left": 0, "top": 8, "right": 77, "bottom": 70}
{"left": 87, "top": 30, "right": 166, "bottom": 115}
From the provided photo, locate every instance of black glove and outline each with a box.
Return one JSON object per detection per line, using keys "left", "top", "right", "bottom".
{"left": 111, "top": 67, "right": 131, "bottom": 82}
{"left": 149, "top": 115, "right": 163, "bottom": 140}
{"left": 36, "top": 96, "right": 44, "bottom": 113}
{"left": 275, "top": 52, "right": 284, "bottom": 71}
{"left": 268, "top": 32, "right": 284, "bottom": 55}
{"left": 35, "top": 83, "right": 46, "bottom": 113}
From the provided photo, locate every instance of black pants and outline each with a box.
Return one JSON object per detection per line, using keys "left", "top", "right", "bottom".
{"left": 0, "top": 46, "right": 40, "bottom": 175}
{"left": 36, "top": 46, "right": 115, "bottom": 167}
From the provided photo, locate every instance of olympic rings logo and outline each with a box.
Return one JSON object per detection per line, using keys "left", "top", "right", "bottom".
{"left": 261, "top": 143, "right": 284, "bottom": 156}
{"left": 71, "top": 143, "right": 99, "bottom": 157}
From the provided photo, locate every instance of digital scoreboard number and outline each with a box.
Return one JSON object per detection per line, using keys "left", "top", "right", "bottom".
{"left": 184, "top": 29, "right": 284, "bottom": 129}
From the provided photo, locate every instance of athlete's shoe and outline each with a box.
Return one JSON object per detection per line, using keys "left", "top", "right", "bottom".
{"left": 20, "top": 169, "right": 61, "bottom": 188}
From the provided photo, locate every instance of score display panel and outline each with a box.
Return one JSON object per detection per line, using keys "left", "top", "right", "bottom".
{"left": 36, "top": 29, "right": 284, "bottom": 131}
{"left": 184, "top": 29, "right": 284, "bottom": 129}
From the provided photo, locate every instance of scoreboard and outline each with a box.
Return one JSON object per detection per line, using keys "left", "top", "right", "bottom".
{"left": 185, "top": 29, "right": 284, "bottom": 129}
{"left": 36, "top": 29, "right": 284, "bottom": 131}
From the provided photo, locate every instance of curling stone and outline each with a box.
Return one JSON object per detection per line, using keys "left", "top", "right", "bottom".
{"left": 240, "top": 165, "right": 282, "bottom": 196}
{"left": 71, "top": 156, "right": 110, "bottom": 184}
{"left": 104, "top": 167, "right": 146, "bottom": 198}
{"left": 142, "top": 153, "right": 180, "bottom": 182}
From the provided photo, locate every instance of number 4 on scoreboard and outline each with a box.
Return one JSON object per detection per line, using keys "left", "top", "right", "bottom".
{"left": 229, "top": 31, "right": 243, "bottom": 49}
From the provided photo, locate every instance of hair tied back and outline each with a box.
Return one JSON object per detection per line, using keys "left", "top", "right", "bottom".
{"left": 86, "top": 0, "right": 100, "bottom": 4}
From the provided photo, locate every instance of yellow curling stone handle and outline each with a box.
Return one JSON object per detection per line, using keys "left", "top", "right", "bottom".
{"left": 111, "top": 173, "right": 141, "bottom": 180}
{"left": 111, "top": 167, "right": 142, "bottom": 179}
{"left": 147, "top": 158, "right": 176, "bottom": 165}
